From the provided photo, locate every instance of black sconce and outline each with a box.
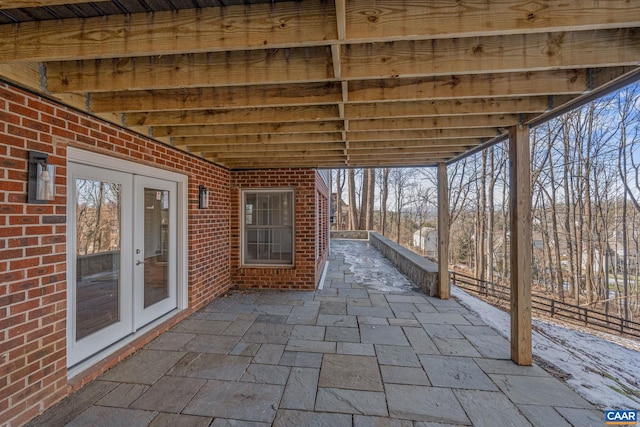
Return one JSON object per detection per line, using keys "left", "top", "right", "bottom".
{"left": 28, "top": 151, "right": 56, "bottom": 204}
{"left": 198, "top": 185, "right": 209, "bottom": 209}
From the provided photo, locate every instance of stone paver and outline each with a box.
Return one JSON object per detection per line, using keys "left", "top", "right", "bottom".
{"left": 518, "top": 404, "right": 572, "bottom": 427}
{"left": 100, "top": 350, "right": 185, "bottom": 385}
{"left": 454, "top": 389, "right": 533, "bottom": 427}
{"left": 325, "top": 326, "right": 360, "bottom": 342}
{"left": 183, "top": 380, "right": 283, "bottom": 422}
{"left": 181, "top": 334, "right": 239, "bottom": 354}
{"left": 360, "top": 324, "right": 410, "bottom": 346}
{"left": 380, "top": 365, "right": 431, "bottom": 385}
{"left": 319, "top": 354, "right": 383, "bottom": 391}
{"left": 280, "top": 367, "right": 320, "bottom": 410}
{"left": 386, "top": 384, "right": 469, "bottom": 424}
{"left": 273, "top": 409, "right": 352, "bottom": 427}
{"left": 167, "top": 353, "right": 251, "bottom": 381}
{"left": 315, "top": 388, "right": 388, "bottom": 416}
{"left": 490, "top": 374, "right": 594, "bottom": 408}
{"left": 375, "top": 344, "right": 421, "bottom": 367}
{"left": 148, "top": 413, "right": 212, "bottom": 427}
{"left": 65, "top": 406, "right": 157, "bottom": 427}
{"left": 29, "top": 239, "right": 599, "bottom": 427}
{"left": 130, "top": 376, "right": 206, "bottom": 413}
{"left": 253, "top": 343, "right": 285, "bottom": 364}
{"left": 240, "top": 364, "right": 291, "bottom": 385}
{"left": 354, "top": 415, "right": 414, "bottom": 427}
{"left": 96, "top": 383, "right": 148, "bottom": 408}
{"left": 420, "top": 355, "right": 498, "bottom": 391}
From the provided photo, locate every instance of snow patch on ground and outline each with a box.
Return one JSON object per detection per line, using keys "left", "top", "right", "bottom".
{"left": 332, "top": 239, "right": 415, "bottom": 292}
{"left": 452, "top": 286, "right": 640, "bottom": 409}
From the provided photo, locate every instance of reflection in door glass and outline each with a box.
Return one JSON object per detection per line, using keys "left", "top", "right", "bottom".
{"left": 75, "top": 179, "right": 121, "bottom": 340}
{"left": 143, "top": 188, "right": 169, "bottom": 308}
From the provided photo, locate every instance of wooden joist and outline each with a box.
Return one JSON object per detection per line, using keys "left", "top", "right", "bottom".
{"left": 0, "top": 0, "right": 638, "bottom": 170}
{"left": 151, "top": 121, "right": 345, "bottom": 137}
{"left": 2, "top": 0, "right": 638, "bottom": 62}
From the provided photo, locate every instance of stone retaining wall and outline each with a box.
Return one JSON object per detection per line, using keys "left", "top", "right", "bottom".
{"left": 330, "top": 230, "right": 369, "bottom": 240}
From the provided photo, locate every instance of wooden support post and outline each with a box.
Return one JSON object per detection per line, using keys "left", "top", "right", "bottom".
{"left": 437, "top": 162, "right": 450, "bottom": 299}
{"left": 509, "top": 125, "right": 533, "bottom": 365}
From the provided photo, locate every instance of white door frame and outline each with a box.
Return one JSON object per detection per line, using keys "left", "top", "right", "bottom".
{"left": 66, "top": 148, "right": 188, "bottom": 374}
{"left": 134, "top": 175, "right": 178, "bottom": 328}
{"left": 66, "top": 163, "right": 134, "bottom": 365}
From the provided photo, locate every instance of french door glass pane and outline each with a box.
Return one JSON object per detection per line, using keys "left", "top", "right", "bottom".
{"left": 75, "top": 179, "right": 121, "bottom": 340}
{"left": 143, "top": 188, "right": 170, "bottom": 308}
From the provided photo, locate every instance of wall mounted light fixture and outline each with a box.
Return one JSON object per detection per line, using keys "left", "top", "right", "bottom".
{"left": 198, "top": 185, "right": 209, "bottom": 209}
{"left": 28, "top": 151, "right": 56, "bottom": 203}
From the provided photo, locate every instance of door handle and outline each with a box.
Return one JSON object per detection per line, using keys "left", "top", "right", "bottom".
{"left": 136, "top": 260, "right": 147, "bottom": 266}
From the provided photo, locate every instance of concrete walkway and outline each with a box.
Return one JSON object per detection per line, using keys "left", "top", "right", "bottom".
{"left": 29, "top": 240, "right": 601, "bottom": 427}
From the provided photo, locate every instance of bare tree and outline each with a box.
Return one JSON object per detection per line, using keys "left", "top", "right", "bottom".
{"left": 379, "top": 168, "right": 390, "bottom": 236}
{"left": 348, "top": 169, "right": 359, "bottom": 230}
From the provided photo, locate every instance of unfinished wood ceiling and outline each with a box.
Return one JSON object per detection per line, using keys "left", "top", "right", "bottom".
{"left": 1, "top": 0, "right": 639, "bottom": 169}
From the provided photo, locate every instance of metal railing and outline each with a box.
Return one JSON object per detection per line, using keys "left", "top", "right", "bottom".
{"left": 450, "top": 271, "right": 640, "bottom": 339}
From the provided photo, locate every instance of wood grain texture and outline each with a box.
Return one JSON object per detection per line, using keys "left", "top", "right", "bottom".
{"left": 90, "top": 82, "right": 343, "bottom": 112}
{"left": 345, "top": 97, "right": 549, "bottom": 119}
{"left": 509, "top": 125, "right": 533, "bottom": 366}
{"left": 437, "top": 162, "right": 450, "bottom": 300}
{"left": 151, "top": 121, "right": 344, "bottom": 137}
{"left": 125, "top": 105, "right": 339, "bottom": 126}
{"left": 45, "top": 47, "right": 333, "bottom": 92}
{"left": 343, "top": 29, "right": 640, "bottom": 79}
{"left": 0, "top": 1, "right": 335, "bottom": 62}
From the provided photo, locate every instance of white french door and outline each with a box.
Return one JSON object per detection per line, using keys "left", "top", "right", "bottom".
{"left": 133, "top": 176, "right": 177, "bottom": 328}
{"left": 68, "top": 161, "right": 180, "bottom": 367}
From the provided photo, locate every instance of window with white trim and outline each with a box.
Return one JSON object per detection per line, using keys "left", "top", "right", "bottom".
{"left": 242, "top": 190, "right": 294, "bottom": 266}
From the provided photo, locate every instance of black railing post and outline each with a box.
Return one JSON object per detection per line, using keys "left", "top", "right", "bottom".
{"left": 550, "top": 300, "right": 555, "bottom": 317}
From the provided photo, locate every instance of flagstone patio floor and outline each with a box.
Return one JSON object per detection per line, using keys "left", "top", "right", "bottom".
{"left": 28, "top": 239, "right": 601, "bottom": 427}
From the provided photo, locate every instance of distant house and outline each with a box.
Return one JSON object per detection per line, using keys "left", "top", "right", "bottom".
{"left": 413, "top": 226, "right": 438, "bottom": 257}
{"left": 330, "top": 192, "right": 349, "bottom": 230}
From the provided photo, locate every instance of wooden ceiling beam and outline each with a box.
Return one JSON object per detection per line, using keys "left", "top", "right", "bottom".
{"left": 0, "top": 2, "right": 336, "bottom": 62}
{"left": 186, "top": 139, "right": 479, "bottom": 154}
{"left": 348, "top": 114, "right": 521, "bottom": 131}
{"left": 151, "top": 121, "right": 344, "bottom": 138}
{"left": 212, "top": 154, "right": 346, "bottom": 163}
{"left": 345, "top": 0, "right": 640, "bottom": 41}
{"left": 349, "top": 144, "right": 476, "bottom": 153}
{"left": 90, "top": 68, "right": 596, "bottom": 114}
{"left": 345, "top": 159, "right": 445, "bottom": 168}
{"left": 217, "top": 159, "right": 347, "bottom": 169}
{"left": 346, "top": 97, "right": 549, "bottom": 119}
{"left": 349, "top": 155, "right": 456, "bottom": 164}
{"left": 343, "top": 29, "right": 640, "bottom": 79}
{"left": 348, "top": 70, "right": 589, "bottom": 103}
{"left": 45, "top": 46, "right": 334, "bottom": 93}
{"left": 3, "top": 0, "right": 637, "bottom": 62}
{"left": 207, "top": 150, "right": 345, "bottom": 159}
{"left": 45, "top": 29, "right": 639, "bottom": 94}
{"left": 125, "top": 105, "right": 339, "bottom": 127}
{"left": 174, "top": 133, "right": 343, "bottom": 147}
{"left": 0, "top": 0, "right": 109, "bottom": 8}
{"left": 90, "top": 82, "right": 343, "bottom": 113}
{"left": 348, "top": 128, "right": 497, "bottom": 141}
{"left": 189, "top": 142, "right": 345, "bottom": 153}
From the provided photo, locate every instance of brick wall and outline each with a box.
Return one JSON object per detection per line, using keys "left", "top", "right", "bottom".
{"left": 0, "top": 82, "right": 231, "bottom": 426}
{"left": 230, "top": 169, "right": 329, "bottom": 290}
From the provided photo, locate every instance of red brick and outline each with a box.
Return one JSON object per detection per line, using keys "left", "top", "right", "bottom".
{"left": 10, "top": 257, "right": 40, "bottom": 270}
{"left": 0, "top": 248, "right": 22, "bottom": 260}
